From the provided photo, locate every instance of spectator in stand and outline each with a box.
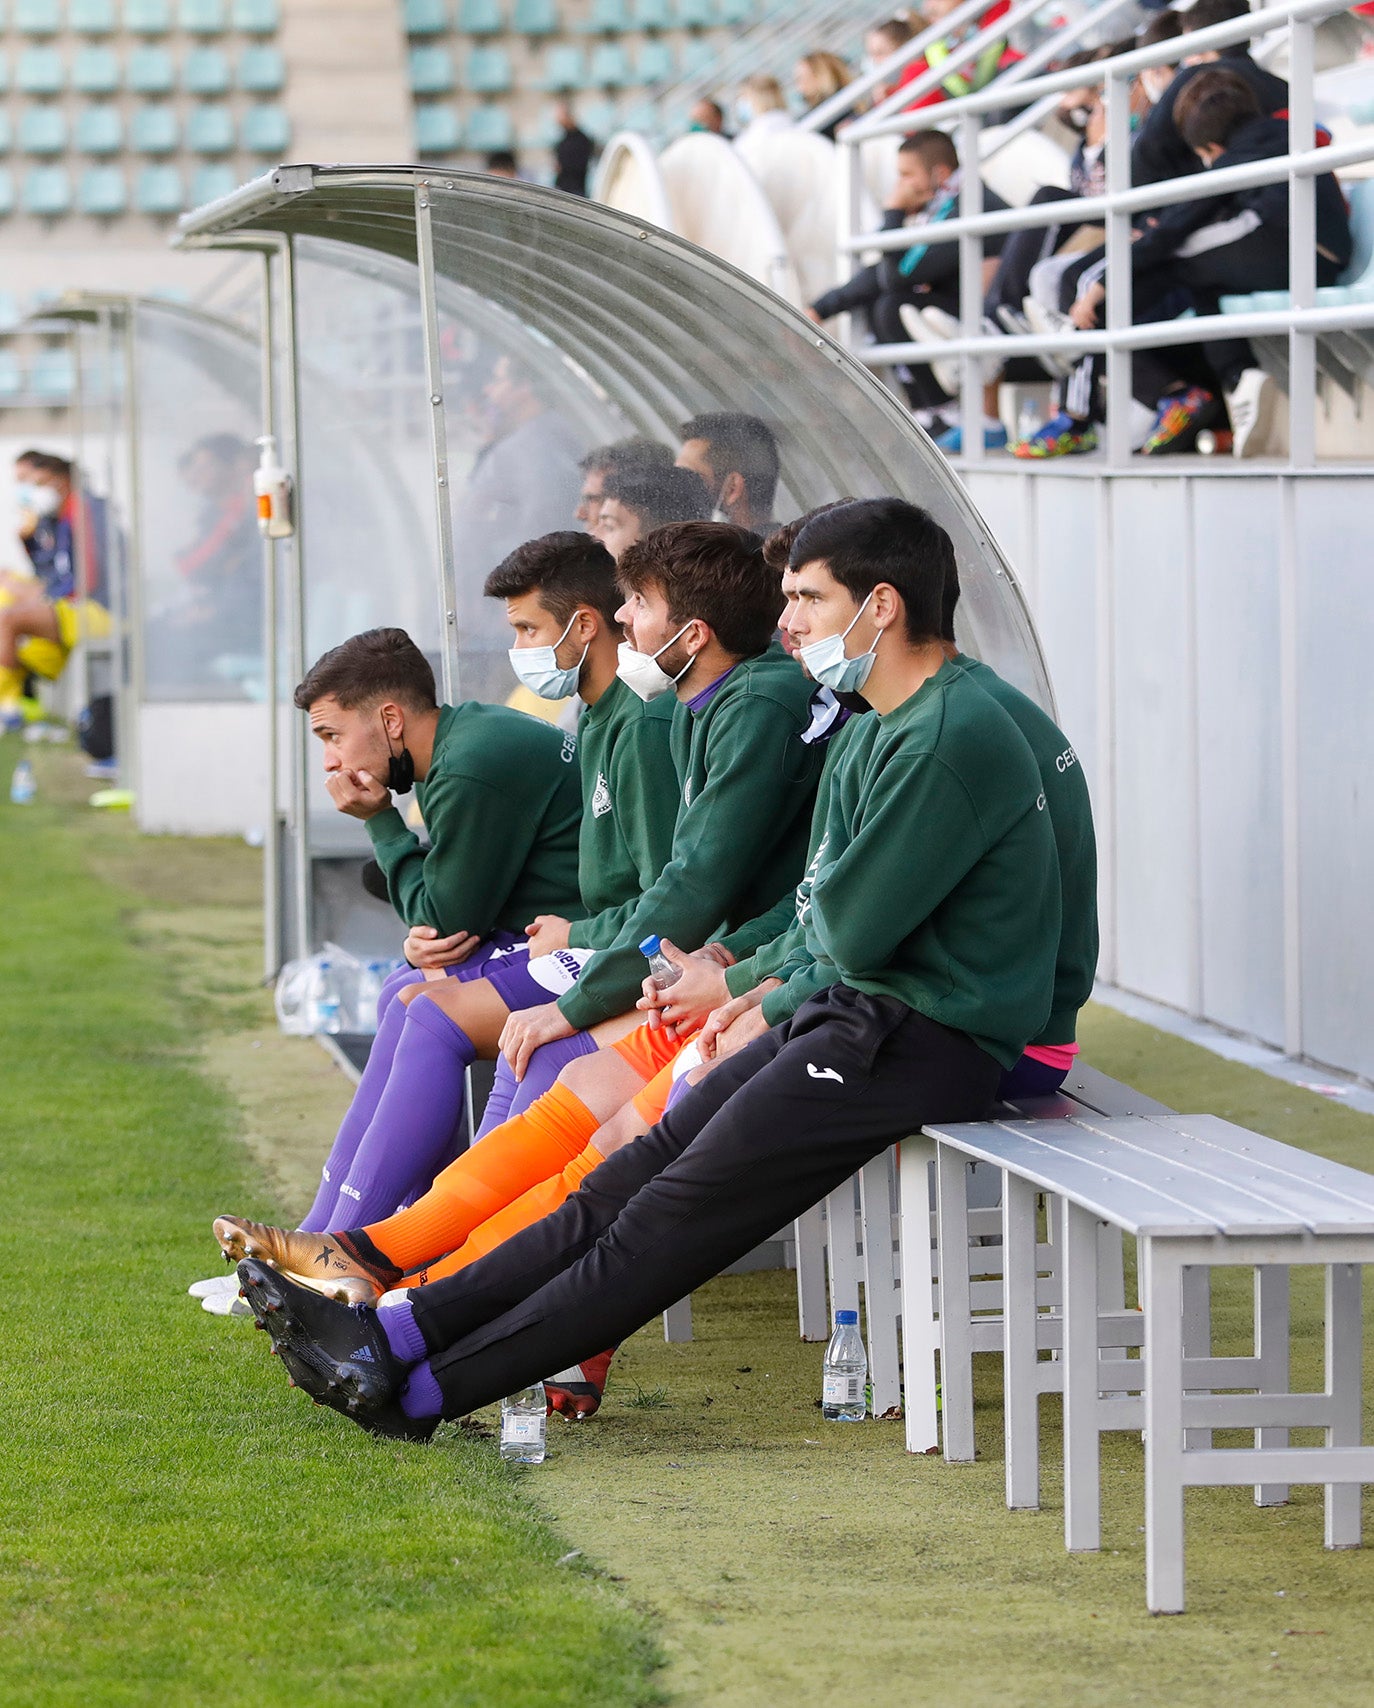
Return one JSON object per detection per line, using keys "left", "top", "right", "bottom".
{"left": 794, "top": 51, "right": 853, "bottom": 140}
{"left": 553, "top": 102, "right": 593, "bottom": 197}
{"left": 676, "top": 413, "right": 781, "bottom": 533}
{"left": 575, "top": 438, "right": 674, "bottom": 532}
{"left": 1132, "top": 8, "right": 1185, "bottom": 121}
{"left": 864, "top": 15, "right": 919, "bottom": 105}
{"left": 689, "top": 97, "right": 728, "bottom": 137}
{"left": 595, "top": 465, "right": 711, "bottom": 561}
{"left": 904, "top": 0, "right": 1020, "bottom": 110}
{"left": 483, "top": 151, "right": 520, "bottom": 180}
{"left": 734, "top": 74, "right": 793, "bottom": 144}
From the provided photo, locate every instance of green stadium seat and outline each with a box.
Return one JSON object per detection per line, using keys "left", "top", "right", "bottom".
{"left": 240, "top": 103, "right": 289, "bottom": 151}
{"left": 582, "top": 0, "right": 629, "bottom": 29}
{"left": 511, "top": 0, "right": 556, "bottom": 32}
{"left": 0, "top": 353, "right": 21, "bottom": 397}
{"left": 0, "top": 53, "right": 8, "bottom": 95}
{"left": 465, "top": 104, "right": 513, "bottom": 151}
{"left": 14, "top": 0, "right": 61, "bottom": 35}
{"left": 464, "top": 45, "right": 512, "bottom": 93}
{"left": 130, "top": 105, "right": 178, "bottom": 151}
{"left": 0, "top": 115, "right": 10, "bottom": 152}
{"left": 69, "top": 0, "right": 118, "bottom": 32}
{"left": 190, "top": 161, "right": 238, "bottom": 203}
{"left": 457, "top": 0, "right": 503, "bottom": 32}
{"left": 32, "top": 347, "right": 76, "bottom": 395}
{"left": 72, "top": 45, "right": 120, "bottom": 93}
{"left": 17, "top": 47, "right": 64, "bottom": 93}
{"left": 578, "top": 99, "right": 618, "bottom": 142}
{"left": 23, "top": 167, "right": 72, "bottom": 216}
{"left": 80, "top": 165, "right": 128, "bottom": 214}
{"left": 75, "top": 105, "right": 123, "bottom": 152}
{"left": 20, "top": 108, "right": 67, "bottom": 154}
{"left": 127, "top": 44, "right": 175, "bottom": 91}
{"left": 184, "top": 46, "right": 231, "bottom": 94}
{"left": 588, "top": 42, "right": 631, "bottom": 88}
{"left": 679, "top": 35, "right": 715, "bottom": 75}
{"left": 635, "top": 39, "right": 675, "bottom": 83}
{"left": 0, "top": 292, "right": 20, "bottom": 331}
{"left": 619, "top": 99, "right": 656, "bottom": 132}
{"left": 135, "top": 162, "right": 184, "bottom": 213}
{"left": 123, "top": 0, "right": 172, "bottom": 30}
{"left": 237, "top": 44, "right": 284, "bottom": 91}
{"left": 520, "top": 113, "right": 561, "bottom": 150}
{"left": 230, "top": 0, "right": 279, "bottom": 31}
{"left": 414, "top": 103, "right": 462, "bottom": 153}
{"left": 539, "top": 45, "right": 586, "bottom": 91}
{"left": 186, "top": 103, "right": 234, "bottom": 152}
{"left": 403, "top": 0, "right": 447, "bottom": 32}
{"left": 633, "top": 0, "right": 673, "bottom": 25}
{"left": 677, "top": 0, "right": 715, "bottom": 25}
{"left": 0, "top": 175, "right": 13, "bottom": 220}
{"left": 718, "top": 0, "right": 752, "bottom": 21}
{"left": 408, "top": 45, "right": 455, "bottom": 93}
{"left": 178, "top": 0, "right": 226, "bottom": 30}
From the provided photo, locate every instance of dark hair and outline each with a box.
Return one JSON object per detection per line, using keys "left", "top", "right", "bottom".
{"left": 762, "top": 501, "right": 854, "bottom": 573}
{"left": 678, "top": 412, "right": 781, "bottom": 516}
{"left": 20, "top": 450, "right": 72, "bottom": 479}
{"left": 484, "top": 530, "right": 622, "bottom": 628}
{"left": 898, "top": 129, "right": 960, "bottom": 174}
{"left": 1175, "top": 66, "right": 1260, "bottom": 150}
{"left": 941, "top": 559, "right": 960, "bottom": 644}
{"left": 789, "top": 497, "right": 952, "bottom": 645}
{"left": 618, "top": 521, "right": 783, "bottom": 658}
{"left": 484, "top": 150, "right": 519, "bottom": 173}
{"left": 578, "top": 436, "right": 675, "bottom": 478}
{"left": 293, "top": 627, "right": 437, "bottom": 713}
{"left": 1181, "top": 0, "right": 1250, "bottom": 34}
{"left": 1138, "top": 10, "right": 1183, "bottom": 49}
{"left": 601, "top": 464, "right": 711, "bottom": 530}
{"left": 870, "top": 16, "right": 913, "bottom": 49}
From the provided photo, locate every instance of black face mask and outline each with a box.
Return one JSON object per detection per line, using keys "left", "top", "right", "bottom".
{"left": 381, "top": 715, "right": 415, "bottom": 794}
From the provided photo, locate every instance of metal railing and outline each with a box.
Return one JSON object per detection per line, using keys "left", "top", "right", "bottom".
{"left": 830, "top": 0, "right": 1372, "bottom": 468}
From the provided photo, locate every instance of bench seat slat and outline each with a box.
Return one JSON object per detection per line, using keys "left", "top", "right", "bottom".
{"left": 1154, "top": 1114, "right": 1374, "bottom": 1223}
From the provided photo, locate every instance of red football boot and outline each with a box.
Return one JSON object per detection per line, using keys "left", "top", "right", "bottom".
{"left": 546, "top": 1349, "right": 616, "bottom": 1419}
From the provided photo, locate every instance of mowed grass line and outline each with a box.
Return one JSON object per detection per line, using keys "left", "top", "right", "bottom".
{"left": 0, "top": 747, "right": 662, "bottom": 1708}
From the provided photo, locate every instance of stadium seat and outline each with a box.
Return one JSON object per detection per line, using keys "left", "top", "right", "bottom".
{"left": 184, "top": 47, "right": 231, "bottom": 95}
{"left": 636, "top": 39, "right": 676, "bottom": 83}
{"left": 520, "top": 112, "right": 561, "bottom": 150}
{"left": 465, "top": 46, "right": 512, "bottom": 93}
{"left": 231, "top": 0, "right": 279, "bottom": 29}
{"left": 679, "top": 35, "right": 716, "bottom": 76}
{"left": 403, "top": 0, "right": 448, "bottom": 33}
{"left": 408, "top": 46, "right": 455, "bottom": 93}
{"left": 0, "top": 115, "right": 10, "bottom": 153}
{"left": 0, "top": 352, "right": 21, "bottom": 398}
{"left": 127, "top": 45, "right": 175, "bottom": 92}
{"left": 0, "top": 292, "right": 20, "bottom": 331}
{"left": 582, "top": 0, "right": 630, "bottom": 29}
{"left": 414, "top": 103, "right": 462, "bottom": 153}
{"left": 0, "top": 174, "right": 13, "bottom": 220}
{"left": 31, "top": 348, "right": 76, "bottom": 395}
{"left": 179, "top": 0, "right": 226, "bottom": 30}
{"left": 676, "top": 0, "right": 716, "bottom": 25}
{"left": 190, "top": 161, "right": 239, "bottom": 203}
{"left": 465, "top": 104, "right": 514, "bottom": 151}
{"left": 457, "top": 0, "right": 504, "bottom": 31}
{"left": 23, "top": 167, "right": 72, "bottom": 216}
{"left": 633, "top": 0, "right": 673, "bottom": 26}
{"left": 237, "top": 44, "right": 285, "bottom": 91}
{"left": 72, "top": 45, "right": 121, "bottom": 94}
{"left": 718, "top": 0, "right": 753, "bottom": 21}
{"left": 240, "top": 103, "right": 290, "bottom": 151}
{"left": 0, "top": 52, "right": 7, "bottom": 95}
{"left": 80, "top": 165, "right": 128, "bottom": 215}
{"left": 539, "top": 45, "right": 586, "bottom": 90}
{"left": 130, "top": 105, "right": 179, "bottom": 151}
{"left": 123, "top": 0, "right": 173, "bottom": 30}
{"left": 589, "top": 42, "right": 632, "bottom": 88}
{"left": 186, "top": 103, "right": 234, "bottom": 152}
{"left": 20, "top": 109, "right": 67, "bottom": 154}
{"left": 75, "top": 106, "right": 124, "bottom": 153}
{"left": 135, "top": 163, "right": 184, "bottom": 214}
{"left": 17, "top": 47, "right": 64, "bottom": 94}
{"left": 70, "top": 0, "right": 118, "bottom": 32}
{"left": 14, "top": 0, "right": 61, "bottom": 35}
{"left": 619, "top": 99, "right": 657, "bottom": 133}
{"left": 512, "top": 0, "right": 557, "bottom": 32}
{"left": 578, "top": 99, "right": 618, "bottom": 142}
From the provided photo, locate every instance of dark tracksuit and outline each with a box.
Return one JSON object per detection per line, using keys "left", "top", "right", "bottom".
{"left": 407, "top": 659, "right": 1061, "bottom": 1417}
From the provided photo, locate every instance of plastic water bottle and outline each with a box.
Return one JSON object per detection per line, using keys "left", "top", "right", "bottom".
{"left": 354, "top": 958, "right": 388, "bottom": 1034}
{"left": 822, "top": 1309, "right": 868, "bottom": 1421}
{"left": 9, "top": 759, "right": 36, "bottom": 806}
{"left": 500, "top": 1383, "right": 548, "bottom": 1463}
{"left": 639, "top": 934, "right": 682, "bottom": 990}
{"left": 312, "top": 959, "right": 343, "bottom": 1034}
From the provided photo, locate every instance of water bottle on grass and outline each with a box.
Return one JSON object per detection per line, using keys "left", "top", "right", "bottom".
{"left": 639, "top": 934, "right": 682, "bottom": 989}
{"left": 822, "top": 1309, "right": 868, "bottom": 1421}
{"left": 500, "top": 1383, "right": 548, "bottom": 1463}
{"left": 9, "top": 759, "right": 36, "bottom": 806}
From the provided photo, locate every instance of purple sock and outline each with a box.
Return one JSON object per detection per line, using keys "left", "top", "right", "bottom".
{"left": 377, "top": 964, "right": 424, "bottom": 1024}
{"left": 665, "top": 1072, "right": 696, "bottom": 1113}
{"left": 324, "top": 995, "right": 476, "bottom": 1228}
{"left": 376, "top": 1293, "right": 428, "bottom": 1363}
{"left": 473, "top": 1056, "right": 520, "bottom": 1141}
{"left": 400, "top": 1361, "right": 444, "bottom": 1420}
{"left": 501, "top": 1029, "right": 599, "bottom": 1123}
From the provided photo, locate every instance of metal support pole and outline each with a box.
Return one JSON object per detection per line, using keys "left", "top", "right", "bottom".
{"left": 1287, "top": 17, "right": 1317, "bottom": 468}
{"left": 415, "top": 180, "right": 461, "bottom": 704}
{"left": 120, "top": 306, "right": 145, "bottom": 808}
{"left": 279, "top": 236, "right": 312, "bottom": 962}
{"left": 1103, "top": 68, "right": 1133, "bottom": 466}
{"left": 258, "top": 248, "right": 283, "bottom": 982}
{"left": 959, "top": 113, "right": 986, "bottom": 463}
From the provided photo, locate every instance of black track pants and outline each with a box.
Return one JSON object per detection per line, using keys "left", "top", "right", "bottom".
{"left": 409, "top": 985, "right": 1002, "bottom": 1418}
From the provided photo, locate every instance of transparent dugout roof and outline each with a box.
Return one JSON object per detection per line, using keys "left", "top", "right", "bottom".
{"left": 179, "top": 165, "right": 1053, "bottom": 710}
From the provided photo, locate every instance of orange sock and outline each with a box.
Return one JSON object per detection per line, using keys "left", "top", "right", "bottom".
{"left": 421, "top": 1141, "right": 606, "bottom": 1283}
{"left": 361, "top": 1082, "right": 600, "bottom": 1271}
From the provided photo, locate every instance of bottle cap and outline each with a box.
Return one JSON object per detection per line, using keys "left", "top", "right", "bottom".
{"left": 638, "top": 934, "right": 662, "bottom": 957}
{"left": 835, "top": 1309, "right": 858, "bottom": 1325}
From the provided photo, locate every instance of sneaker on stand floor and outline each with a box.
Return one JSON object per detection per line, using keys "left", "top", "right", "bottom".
{"left": 1010, "top": 412, "right": 1098, "bottom": 459}
{"left": 1140, "top": 386, "right": 1221, "bottom": 455}
{"left": 935, "top": 420, "right": 1009, "bottom": 454}
{"left": 1224, "top": 367, "right": 1277, "bottom": 458}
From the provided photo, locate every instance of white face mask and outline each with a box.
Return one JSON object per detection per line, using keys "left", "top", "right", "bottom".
{"left": 615, "top": 623, "right": 694, "bottom": 702}
{"left": 507, "top": 611, "right": 589, "bottom": 701}
{"left": 29, "top": 484, "right": 62, "bottom": 517}
{"left": 797, "top": 593, "right": 879, "bottom": 695}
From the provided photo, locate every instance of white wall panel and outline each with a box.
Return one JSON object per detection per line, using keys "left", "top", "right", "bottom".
{"left": 137, "top": 702, "right": 269, "bottom": 837}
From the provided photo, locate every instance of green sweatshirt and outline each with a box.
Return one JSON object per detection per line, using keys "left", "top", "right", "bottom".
{"left": 366, "top": 701, "right": 584, "bottom": 938}
{"left": 784, "top": 658, "right": 1060, "bottom": 1069}
{"left": 957, "top": 654, "right": 1098, "bottom": 1045}
{"left": 566, "top": 676, "right": 680, "bottom": 946}
{"left": 557, "top": 648, "right": 824, "bottom": 1031}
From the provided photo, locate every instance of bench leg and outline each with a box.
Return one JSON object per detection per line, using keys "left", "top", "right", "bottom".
{"left": 1182, "top": 1266, "right": 1213, "bottom": 1450}
{"left": 1002, "top": 1172, "right": 1041, "bottom": 1509}
{"left": 794, "top": 1201, "right": 829, "bottom": 1342}
{"left": 826, "top": 1179, "right": 861, "bottom": 1320}
{"left": 1097, "top": 1224, "right": 1133, "bottom": 1396}
{"left": 662, "top": 1296, "right": 693, "bottom": 1342}
{"left": 898, "top": 1135, "right": 940, "bottom": 1454}
{"left": 1325, "top": 1262, "right": 1363, "bottom": 1549}
{"left": 1062, "top": 1199, "right": 1102, "bottom": 1553}
{"left": 1142, "top": 1238, "right": 1187, "bottom": 1614}
{"left": 860, "top": 1154, "right": 901, "bottom": 1417}
{"left": 936, "top": 1148, "right": 976, "bottom": 1462}
{"left": 1254, "top": 1264, "right": 1291, "bottom": 1506}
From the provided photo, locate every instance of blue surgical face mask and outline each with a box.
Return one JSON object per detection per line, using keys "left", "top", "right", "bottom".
{"left": 508, "top": 610, "right": 589, "bottom": 701}
{"left": 797, "top": 593, "right": 879, "bottom": 694}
